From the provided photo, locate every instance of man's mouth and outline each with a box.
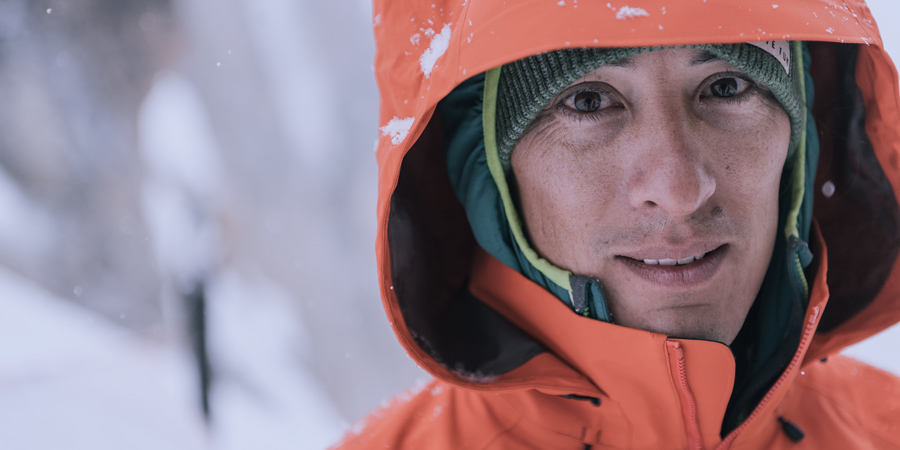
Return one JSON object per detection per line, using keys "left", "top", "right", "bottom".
{"left": 616, "top": 245, "right": 728, "bottom": 288}
{"left": 638, "top": 252, "right": 708, "bottom": 266}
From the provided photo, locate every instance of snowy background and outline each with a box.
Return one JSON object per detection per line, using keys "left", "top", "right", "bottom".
{"left": 1, "top": 1, "right": 899, "bottom": 449}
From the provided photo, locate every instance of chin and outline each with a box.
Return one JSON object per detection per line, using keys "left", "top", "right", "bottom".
{"left": 627, "top": 312, "right": 738, "bottom": 345}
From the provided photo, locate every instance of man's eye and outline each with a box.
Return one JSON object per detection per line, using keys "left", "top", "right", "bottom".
{"left": 553, "top": 84, "right": 621, "bottom": 117}
{"left": 710, "top": 78, "right": 740, "bottom": 98}
{"left": 573, "top": 91, "right": 603, "bottom": 112}
{"left": 702, "top": 74, "right": 759, "bottom": 102}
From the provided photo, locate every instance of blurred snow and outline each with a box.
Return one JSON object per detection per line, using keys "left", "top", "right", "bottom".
{"left": 843, "top": 325, "right": 900, "bottom": 375}
{"left": 139, "top": 71, "right": 225, "bottom": 206}
{"left": 0, "top": 266, "right": 207, "bottom": 450}
{"left": 0, "top": 260, "right": 344, "bottom": 449}
{"left": 205, "top": 268, "right": 344, "bottom": 450}
{"left": 0, "top": 167, "right": 52, "bottom": 262}
{"left": 139, "top": 70, "right": 224, "bottom": 285}
{"left": 238, "top": 0, "right": 338, "bottom": 176}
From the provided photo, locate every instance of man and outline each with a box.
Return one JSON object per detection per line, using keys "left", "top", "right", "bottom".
{"left": 336, "top": 1, "right": 900, "bottom": 448}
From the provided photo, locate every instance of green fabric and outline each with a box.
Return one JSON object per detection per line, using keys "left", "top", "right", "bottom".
{"left": 441, "top": 73, "right": 574, "bottom": 307}
{"left": 484, "top": 68, "right": 573, "bottom": 292}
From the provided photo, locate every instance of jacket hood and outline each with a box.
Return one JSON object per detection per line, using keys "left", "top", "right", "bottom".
{"left": 372, "top": 0, "right": 900, "bottom": 440}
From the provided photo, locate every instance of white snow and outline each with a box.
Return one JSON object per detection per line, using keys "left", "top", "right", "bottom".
{"left": 380, "top": 117, "right": 415, "bottom": 145}
{"left": 0, "top": 266, "right": 208, "bottom": 450}
{"left": 616, "top": 6, "right": 650, "bottom": 20}
{"left": 410, "top": 33, "right": 421, "bottom": 45}
{"left": 205, "top": 268, "right": 344, "bottom": 450}
{"left": 138, "top": 72, "right": 224, "bottom": 281}
{"left": 239, "top": 0, "right": 339, "bottom": 174}
{"left": 139, "top": 71, "right": 224, "bottom": 206}
{"left": 0, "top": 166, "right": 52, "bottom": 262}
{"left": 0, "top": 261, "right": 346, "bottom": 450}
{"left": 419, "top": 23, "right": 452, "bottom": 77}
{"left": 821, "top": 181, "right": 836, "bottom": 198}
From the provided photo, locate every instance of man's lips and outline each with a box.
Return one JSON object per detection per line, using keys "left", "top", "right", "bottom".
{"left": 615, "top": 245, "right": 729, "bottom": 288}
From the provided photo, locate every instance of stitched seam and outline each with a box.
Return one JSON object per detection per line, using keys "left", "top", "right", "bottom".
{"left": 496, "top": 394, "right": 602, "bottom": 444}
{"left": 478, "top": 415, "right": 525, "bottom": 450}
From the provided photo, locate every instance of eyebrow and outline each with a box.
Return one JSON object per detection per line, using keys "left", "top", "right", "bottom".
{"left": 608, "top": 56, "right": 636, "bottom": 68}
{"left": 605, "top": 49, "right": 721, "bottom": 69}
{"left": 690, "top": 50, "right": 722, "bottom": 66}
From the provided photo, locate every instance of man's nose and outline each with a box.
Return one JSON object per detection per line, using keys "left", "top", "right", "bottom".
{"left": 625, "top": 116, "right": 716, "bottom": 216}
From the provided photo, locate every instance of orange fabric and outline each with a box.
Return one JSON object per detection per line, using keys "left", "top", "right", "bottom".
{"left": 337, "top": 0, "right": 900, "bottom": 448}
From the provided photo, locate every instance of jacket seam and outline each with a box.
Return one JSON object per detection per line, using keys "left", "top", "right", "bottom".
{"left": 495, "top": 394, "right": 612, "bottom": 446}
{"left": 477, "top": 414, "right": 525, "bottom": 450}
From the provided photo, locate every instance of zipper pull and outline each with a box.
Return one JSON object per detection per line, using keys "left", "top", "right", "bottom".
{"left": 778, "top": 417, "right": 805, "bottom": 442}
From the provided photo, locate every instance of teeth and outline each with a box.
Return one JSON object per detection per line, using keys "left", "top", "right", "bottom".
{"left": 676, "top": 256, "right": 695, "bottom": 265}
{"left": 641, "top": 252, "right": 709, "bottom": 266}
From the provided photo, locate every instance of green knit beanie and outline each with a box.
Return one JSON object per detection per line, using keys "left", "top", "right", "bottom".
{"left": 496, "top": 43, "right": 804, "bottom": 171}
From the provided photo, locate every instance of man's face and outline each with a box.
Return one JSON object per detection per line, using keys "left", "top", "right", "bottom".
{"left": 510, "top": 48, "right": 791, "bottom": 344}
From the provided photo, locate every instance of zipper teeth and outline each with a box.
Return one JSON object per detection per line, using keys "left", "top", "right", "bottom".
{"left": 670, "top": 342, "right": 704, "bottom": 450}
{"left": 714, "top": 306, "right": 820, "bottom": 450}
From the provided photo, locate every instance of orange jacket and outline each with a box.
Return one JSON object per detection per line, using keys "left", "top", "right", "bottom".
{"left": 336, "top": 1, "right": 900, "bottom": 448}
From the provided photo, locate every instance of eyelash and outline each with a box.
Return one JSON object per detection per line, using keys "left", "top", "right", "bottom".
{"left": 699, "top": 71, "right": 761, "bottom": 105}
{"left": 554, "top": 85, "right": 622, "bottom": 121}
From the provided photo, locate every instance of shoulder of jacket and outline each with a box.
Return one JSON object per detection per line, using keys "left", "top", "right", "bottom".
{"left": 781, "top": 354, "right": 900, "bottom": 448}
{"left": 329, "top": 380, "right": 522, "bottom": 450}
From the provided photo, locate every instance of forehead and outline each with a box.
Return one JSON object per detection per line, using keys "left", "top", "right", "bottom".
{"left": 570, "top": 48, "right": 735, "bottom": 83}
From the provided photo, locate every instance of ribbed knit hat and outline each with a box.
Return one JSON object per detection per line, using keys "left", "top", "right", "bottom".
{"left": 496, "top": 43, "right": 804, "bottom": 171}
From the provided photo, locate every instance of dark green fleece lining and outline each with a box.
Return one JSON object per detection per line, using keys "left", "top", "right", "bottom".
{"left": 442, "top": 73, "right": 574, "bottom": 307}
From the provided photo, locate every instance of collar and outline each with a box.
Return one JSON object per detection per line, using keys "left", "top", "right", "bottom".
{"left": 464, "top": 222, "right": 829, "bottom": 448}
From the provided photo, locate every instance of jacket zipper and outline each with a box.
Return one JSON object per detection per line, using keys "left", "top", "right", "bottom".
{"left": 667, "top": 341, "right": 704, "bottom": 450}
{"left": 714, "top": 306, "right": 820, "bottom": 450}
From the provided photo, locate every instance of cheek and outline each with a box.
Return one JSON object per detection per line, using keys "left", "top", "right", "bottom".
{"left": 511, "top": 123, "right": 623, "bottom": 266}
{"left": 712, "top": 108, "right": 790, "bottom": 211}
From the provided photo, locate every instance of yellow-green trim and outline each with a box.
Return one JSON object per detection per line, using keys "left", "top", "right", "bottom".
{"left": 785, "top": 41, "right": 807, "bottom": 240}
{"left": 483, "top": 67, "right": 573, "bottom": 291}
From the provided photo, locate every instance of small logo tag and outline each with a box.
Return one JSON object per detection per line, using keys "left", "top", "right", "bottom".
{"left": 747, "top": 41, "right": 791, "bottom": 75}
